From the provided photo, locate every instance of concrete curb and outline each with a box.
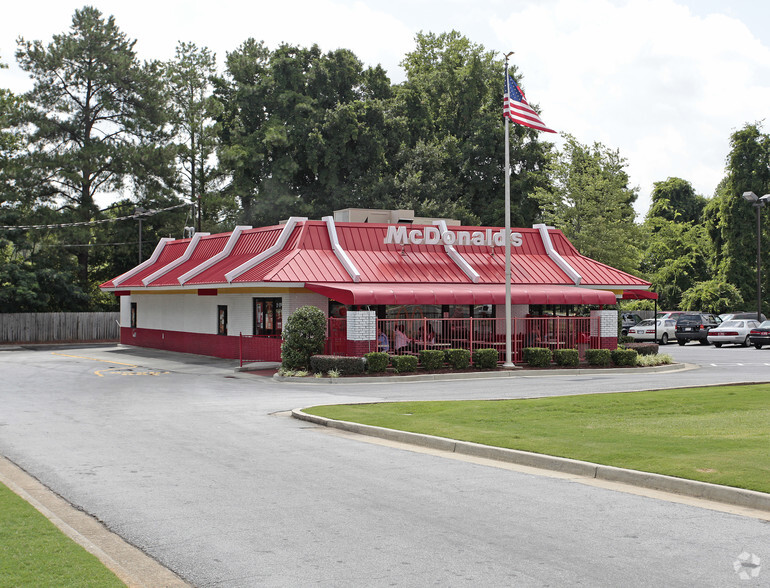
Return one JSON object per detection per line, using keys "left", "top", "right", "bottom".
{"left": 272, "top": 361, "right": 693, "bottom": 384}
{"left": 292, "top": 409, "right": 770, "bottom": 513}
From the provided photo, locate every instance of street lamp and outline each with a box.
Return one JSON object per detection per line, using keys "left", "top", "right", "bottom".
{"left": 741, "top": 191, "right": 770, "bottom": 322}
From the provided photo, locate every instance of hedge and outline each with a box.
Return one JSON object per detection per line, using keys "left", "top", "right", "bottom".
{"left": 419, "top": 349, "right": 446, "bottom": 370}
{"left": 446, "top": 348, "right": 471, "bottom": 369}
{"left": 622, "top": 342, "right": 659, "bottom": 356}
{"left": 473, "top": 348, "right": 498, "bottom": 369}
{"left": 553, "top": 348, "right": 579, "bottom": 367}
{"left": 611, "top": 348, "right": 639, "bottom": 367}
{"left": 364, "top": 352, "right": 389, "bottom": 373}
{"left": 585, "top": 348, "right": 611, "bottom": 366}
{"left": 309, "top": 355, "right": 366, "bottom": 375}
{"left": 524, "top": 347, "right": 552, "bottom": 368}
{"left": 391, "top": 354, "right": 419, "bottom": 373}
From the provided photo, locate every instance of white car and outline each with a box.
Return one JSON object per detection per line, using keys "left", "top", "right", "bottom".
{"left": 707, "top": 320, "right": 761, "bottom": 347}
{"left": 627, "top": 319, "right": 676, "bottom": 345}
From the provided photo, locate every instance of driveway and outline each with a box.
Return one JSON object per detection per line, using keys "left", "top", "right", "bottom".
{"left": 0, "top": 344, "right": 768, "bottom": 587}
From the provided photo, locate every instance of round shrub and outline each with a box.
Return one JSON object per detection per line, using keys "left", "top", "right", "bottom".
{"left": 473, "top": 348, "right": 499, "bottom": 369}
{"left": 524, "top": 347, "right": 552, "bottom": 367}
{"left": 365, "top": 352, "right": 390, "bottom": 373}
{"left": 419, "top": 349, "right": 445, "bottom": 370}
{"left": 585, "top": 348, "right": 611, "bottom": 366}
{"left": 611, "top": 348, "right": 639, "bottom": 366}
{"left": 391, "top": 354, "right": 418, "bottom": 373}
{"left": 280, "top": 306, "right": 326, "bottom": 370}
{"left": 446, "top": 348, "right": 471, "bottom": 369}
{"left": 553, "top": 348, "right": 579, "bottom": 367}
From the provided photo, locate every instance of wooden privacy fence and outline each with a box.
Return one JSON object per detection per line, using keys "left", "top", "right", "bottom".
{"left": 0, "top": 313, "right": 120, "bottom": 343}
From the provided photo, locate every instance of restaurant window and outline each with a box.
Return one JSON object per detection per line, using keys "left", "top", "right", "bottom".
{"left": 130, "top": 302, "right": 137, "bottom": 328}
{"left": 254, "top": 298, "right": 282, "bottom": 336}
{"left": 217, "top": 305, "right": 228, "bottom": 335}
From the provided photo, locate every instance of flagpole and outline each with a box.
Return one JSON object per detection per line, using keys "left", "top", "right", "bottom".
{"left": 503, "top": 54, "right": 514, "bottom": 369}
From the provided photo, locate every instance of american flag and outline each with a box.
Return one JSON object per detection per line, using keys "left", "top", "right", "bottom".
{"left": 504, "top": 74, "right": 556, "bottom": 133}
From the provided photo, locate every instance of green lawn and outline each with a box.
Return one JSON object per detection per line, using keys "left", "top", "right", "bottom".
{"left": 0, "top": 483, "right": 125, "bottom": 588}
{"left": 305, "top": 384, "right": 770, "bottom": 493}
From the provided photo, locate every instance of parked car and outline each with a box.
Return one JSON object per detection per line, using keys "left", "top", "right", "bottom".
{"left": 627, "top": 319, "right": 676, "bottom": 344}
{"left": 749, "top": 320, "right": 770, "bottom": 349}
{"left": 656, "top": 311, "right": 685, "bottom": 321}
{"left": 706, "top": 319, "right": 760, "bottom": 347}
{"left": 620, "top": 312, "right": 644, "bottom": 336}
{"left": 675, "top": 313, "right": 721, "bottom": 345}
{"left": 719, "top": 312, "right": 766, "bottom": 322}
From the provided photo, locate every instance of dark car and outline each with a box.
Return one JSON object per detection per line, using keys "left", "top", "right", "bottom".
{"left": 620, "top": 312, "right": 643, "bottom": 336}
{"left": 675, "top": 313, "right": 721, "bottom": 345}
{"left": 749, "top": 320, "right": 770, "bottom": 349}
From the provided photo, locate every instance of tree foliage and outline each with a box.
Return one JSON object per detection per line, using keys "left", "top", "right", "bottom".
{"left": 534, "top": 134, "right": 640, "bottom": 273}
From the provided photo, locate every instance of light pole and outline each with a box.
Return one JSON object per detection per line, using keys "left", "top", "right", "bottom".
{"left": 741, "top": 191, "right": 770, "bottom": 322}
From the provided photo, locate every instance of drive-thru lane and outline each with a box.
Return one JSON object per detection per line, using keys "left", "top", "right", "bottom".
{"left": 0, "top": 344, "right": 768, "bottom": 587}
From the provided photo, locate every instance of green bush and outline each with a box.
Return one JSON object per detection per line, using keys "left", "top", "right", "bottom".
{"left": 419, "top": 349, "right": 446, "bottom": 370}
{"left": 446, "top": 348, "right": 471, "bottom": 369}
{"left": 553, "top": 348, "right": 579, "bottom": 367}
{"left": 611, "top": 348, "right": 639, "bottom": 366}
{"left": 525, "top": 347, "right": 552, "bottom": 368}
{"left": 364, "top": 352, "right": 389, "bottom": 373}
{"left": 391, "top": 354, "right": 418, "bottom": 373}
{"left": 473, "top": 348, "right": 499, "bottom": 369}
{"left": 622, "top": 342, "right": 659, "bottom": 356}
{"left": 309, "top": 355, "right": 365, "bottom": 375}
{"left": 280, "top": 305, "right": 327, "bottom": 370}
{"left": 585, "top": 348, "right": 611, "bottom": 366}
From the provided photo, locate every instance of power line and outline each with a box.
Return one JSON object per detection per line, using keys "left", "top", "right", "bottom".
{"left": 0, "top": 202, "right": 191, "bottom": 231}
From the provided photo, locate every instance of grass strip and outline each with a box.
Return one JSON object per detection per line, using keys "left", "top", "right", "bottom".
{"left": 0, "top": 482, "right": 125, "bottom": 587}
{"left": 305, "top": 384, "right": 770, "bottom": 494}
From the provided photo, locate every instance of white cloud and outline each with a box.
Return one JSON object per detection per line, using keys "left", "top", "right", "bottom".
{"left": 490, "top": 0, "right": 770, "bottom": 217}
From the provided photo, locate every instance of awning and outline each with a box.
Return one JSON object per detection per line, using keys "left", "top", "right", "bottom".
{"left": 304, "top": 282, "right": 618, "bottom": 306}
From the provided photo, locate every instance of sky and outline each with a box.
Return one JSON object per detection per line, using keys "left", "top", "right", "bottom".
{"left": 2, "top": 0, "right": 770, "bottom": 220}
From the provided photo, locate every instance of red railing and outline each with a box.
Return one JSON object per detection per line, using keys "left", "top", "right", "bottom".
{"left": 239, "top": 333, "right": 283, "bottom": 367}
{"left": 327, "top": 316, "right": 600, "bottom": 363}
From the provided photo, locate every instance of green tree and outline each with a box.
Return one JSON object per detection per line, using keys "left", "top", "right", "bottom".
{"left": 15, "top": 6, "right": 168, "bottom": 289}
{"left": 166, "top": 42, "right": 230, "bottom": 231}
{"left": 704, "top": 123, "right": 770, "bottom": 312}
{"left": 679, "top": 280, "right": 743, "bottom": 314}
{"left": 648, "top": 177, "right": 706, "bottom": 224}
{"left": 395, "top": 31, "right": 552, "bottom": 226}
{"left": 534, "top": 134, "right": 640, "bottom": 273}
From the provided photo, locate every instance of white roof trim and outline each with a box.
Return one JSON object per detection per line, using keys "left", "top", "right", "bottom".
{"left": 322, "top": 216, "right": 361, "bottom": 283}
{"left": 533, "top": 223, "right": 582, "bottom": 286}
{"left": 224, "top": 217, "right": 307, "bottom": 283}
{"left": 111, "top": 238, "right": 174, "bottom": 287}
{"left": 434, "top": 220, "right": 480, "bottom": 283}
{"left": 177, "top": 225, "right": 251, "bottom": 285}
{"left": 141, "top": 232, "right": 210, "bottom": 286}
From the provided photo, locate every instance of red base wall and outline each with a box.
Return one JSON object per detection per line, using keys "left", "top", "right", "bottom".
{"left": 121, "top": 327, "right": 281, "bottom": 361}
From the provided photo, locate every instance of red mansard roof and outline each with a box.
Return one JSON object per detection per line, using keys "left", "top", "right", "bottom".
{"left": 100, "top": 220, "right": 652, "bottom": 297}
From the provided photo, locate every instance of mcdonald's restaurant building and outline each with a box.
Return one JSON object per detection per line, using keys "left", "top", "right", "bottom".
{"left": 100, "top": 209, "right": 655, "bottom": 362}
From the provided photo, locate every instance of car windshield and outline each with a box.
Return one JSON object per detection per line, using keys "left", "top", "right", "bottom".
{"left": 758, "top": 321, "right": 770, "bottom": 329}
{"left": 719, "top": 321, "right": 741, "bottom": 328}
{"left": 636, "top": 319, "right": 655, "bottom": 327}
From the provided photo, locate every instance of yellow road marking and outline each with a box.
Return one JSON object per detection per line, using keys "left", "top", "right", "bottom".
{"left": 52, "top": 352, "right": 138, "bottom": 367}
{"left": 50, "top": 352, "right": 168, "bottom": 377}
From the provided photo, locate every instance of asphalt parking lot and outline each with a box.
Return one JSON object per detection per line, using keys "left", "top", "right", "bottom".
{"left": 1, "top": 343, "right": 769, "bottom": 587}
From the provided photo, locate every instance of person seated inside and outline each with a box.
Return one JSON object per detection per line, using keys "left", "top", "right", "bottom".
{"left": 377, "top": 328, "right": 389, "bottom": 352}
{"left": 393, "top": 323, "right": 412, "bottom": 353}
{"left": 419, "top": 323, "right": 436, "bottom": 345}
{"left": 523, "top": 329, "right": 542, "bottom": 348}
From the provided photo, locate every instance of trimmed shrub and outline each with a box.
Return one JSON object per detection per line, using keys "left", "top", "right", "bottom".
{"left": 446, "top": 348, "right": 471, "bottom": 369}
{"left": 280, "top": 306, "right": 327, "bottom": 370}
{"left": 611, "top": 348, "right": 639, "bottom": 367}
{"left": 585, "top": 348, "right": 611, "bottom": 366}
{"left": 391, "top": 354, "right": 418, "bottom": 373}
{"left": 473, "top": 348, "right": 499, "bottom": 369}
{"left": 524, "top": 347, "right": 552, "bottom": 368}
{"left": 622, "top": 342, "right": 659, "bottom": 356}
{"left": 419, "top": 349, "right": 446, "bottom": 370}
{"left": 309, "top": 355, "right": 366, "bottom": 375}
{"left": 553, "top": 348, "right": 579, "bottom": 367}
{"left": 637, "top": 353, "right": 674, "bottom": 367}
{"left": 364, "top": 352, "right": 389, "bottom": 373}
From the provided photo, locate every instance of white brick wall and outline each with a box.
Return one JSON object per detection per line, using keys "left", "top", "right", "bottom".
{"left": 590, "top": 310, "right": 618, "bottom": 337}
